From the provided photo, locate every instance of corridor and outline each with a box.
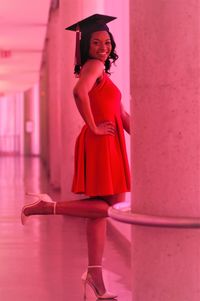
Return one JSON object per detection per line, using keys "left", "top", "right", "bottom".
{"left": 1, "top": 1, "right": 200, "bottom": 300}
{"left": 0, "top": 155, "right": 132, "bottom": 301}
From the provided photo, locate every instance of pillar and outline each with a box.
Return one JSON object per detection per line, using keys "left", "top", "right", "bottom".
{"left": 130, "top": 1, "right": 200, "bottom": 300}
{"left": 24, "top": 85, "right": 40, "bottom": 156}
{"left": 39, "top": 63, "right": 49, "bottom": 166}
{"left": 46, "top": 8, "right": 61, "bottom": 189}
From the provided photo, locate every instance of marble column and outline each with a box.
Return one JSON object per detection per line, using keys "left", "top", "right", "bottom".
{"left": 46, "top": 9, "right": 61, "bottom": 189}
{"left": 24, "top": 85, "right": 40, "bottom": 156}
{"left": 130, "top": 1, "right": 200, "bottom": 300}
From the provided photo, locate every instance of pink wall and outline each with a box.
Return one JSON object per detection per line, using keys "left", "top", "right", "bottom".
{"left": 0, "top": 93, "right": 24, "bottom": 154}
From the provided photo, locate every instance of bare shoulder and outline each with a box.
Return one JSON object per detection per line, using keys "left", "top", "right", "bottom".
{"left": 81, "top": 59, "right": 104, "bottom": 78}
{"left": 74, "top": 59, "right": 105, "bottom": 93}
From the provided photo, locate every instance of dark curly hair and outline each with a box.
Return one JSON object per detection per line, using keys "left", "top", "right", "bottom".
{"left": 74, "top": 31, "right": 119, "bottom": 76}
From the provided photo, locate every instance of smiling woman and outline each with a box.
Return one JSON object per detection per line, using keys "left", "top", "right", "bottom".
{"left": 21, "top": 13, "right": 130, "bottom": 300}
{"left": 65, "top": 14, "right": 119, "bottom": 76}
{"left": 81, "top": 29, "right": 119, "bottom": 77}
{"left": 89, "top": 31, "right": 112, "bottom": 63}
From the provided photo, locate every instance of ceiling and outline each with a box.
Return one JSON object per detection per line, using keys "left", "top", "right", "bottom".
{"left": 0, "top": 0, "right": 51, "bottom": 96}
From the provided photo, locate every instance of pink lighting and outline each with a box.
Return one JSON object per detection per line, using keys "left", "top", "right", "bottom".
{"left": 0, "top": 50, "right": 12, "bottom": 58}
{"left": 1, "top": 1, "right": 131, "bottom": 300}
{"left": 1, "top": 1, "right": 199, "bottom": 301}
{"left": 0, "top": 0, "right": 50, "bottom": 94}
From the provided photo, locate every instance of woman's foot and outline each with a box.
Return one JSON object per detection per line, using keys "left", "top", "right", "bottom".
{"left": 23, "top": 200, "right": 55, "bottom": 217}
{"left": 21, "top": 193, "right": 56, "bottom": 225}
{"left": 82, "top": 265, "right": 117, "bottom": 299}
{"left": 87, "top": 266, "right": 106, "bottom": 296}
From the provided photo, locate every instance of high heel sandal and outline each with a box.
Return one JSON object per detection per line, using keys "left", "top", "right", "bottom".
{"left": 21, "top": 192, "right": 56, "bottom": 225}
{"left": 81, "top": 265, "right": 117, "bottom": 300}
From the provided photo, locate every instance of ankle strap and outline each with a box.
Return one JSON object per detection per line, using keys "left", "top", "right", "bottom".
{"left": 88, "top": 265, "right": 102, "bottom": 268}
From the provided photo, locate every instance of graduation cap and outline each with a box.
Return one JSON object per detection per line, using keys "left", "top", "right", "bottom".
{"left": 65, "top": 14, "right": 117, "bottom": 66}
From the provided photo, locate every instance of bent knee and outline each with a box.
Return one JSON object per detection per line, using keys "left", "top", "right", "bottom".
{"left": 101, "top": 193, "right": 126, "bottom": 206}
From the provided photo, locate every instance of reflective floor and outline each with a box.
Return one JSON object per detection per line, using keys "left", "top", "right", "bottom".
{"left": 0, "top": 156, "right": 132, "bottom": 301}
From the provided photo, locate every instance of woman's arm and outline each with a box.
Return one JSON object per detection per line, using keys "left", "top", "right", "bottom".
{"left": 120, "top": 102, "right": 130, "bottom": 134}
{"left": 73, "top": 60, "right": 115, "bottom": 136}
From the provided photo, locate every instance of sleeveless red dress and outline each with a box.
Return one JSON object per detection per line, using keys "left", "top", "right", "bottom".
{"left": 72, "top": 73, "right": 130, "bottom": 196}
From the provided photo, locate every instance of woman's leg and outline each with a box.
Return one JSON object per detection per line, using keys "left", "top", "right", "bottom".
{"left": 103, "top": 192, "right": 126, "bottom": 206}
{"left": 56, "top": 198, "right": 109, "bottom": 218}
{"left": 86, "top": 193, "right": 126, "bottom": 294}
{"left": 23, "top": 192, "right": 126, "bottom": 219}
{"left": 23, "top": 197, "right": 109, "bottom": 219}
{"left": 23, "top": 192, "right": 126, "bottom": 294}
{"left": 86, "top": 217, "right": 107, "bottom": 294}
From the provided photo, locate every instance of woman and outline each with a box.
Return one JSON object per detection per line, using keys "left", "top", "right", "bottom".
{"left": 21, "top": 14, "right": 130, "bottom": 300}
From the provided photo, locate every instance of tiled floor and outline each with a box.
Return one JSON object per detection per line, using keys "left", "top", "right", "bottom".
{"left": 0, "top": 156, "right": 132, "bottom": 301}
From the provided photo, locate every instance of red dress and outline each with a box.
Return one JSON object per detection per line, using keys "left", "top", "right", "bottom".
{"left": 72, "top": 73, "right": 130, "bottom": 196}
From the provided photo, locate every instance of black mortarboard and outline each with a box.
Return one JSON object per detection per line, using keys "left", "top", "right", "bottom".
{"left": 65, "top": 14, "right": 116, "bottom": 34}
{"left": 65, "top": 14, "right": 116, "bottom": 66}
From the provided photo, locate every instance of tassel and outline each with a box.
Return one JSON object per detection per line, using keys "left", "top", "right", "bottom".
{"left": 75, "top": 25, "right": 81, "bottom": 66}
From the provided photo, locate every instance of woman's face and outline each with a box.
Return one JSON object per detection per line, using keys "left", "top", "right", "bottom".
{"left": 89, "top": 31, "right": 112, "bottom": 63}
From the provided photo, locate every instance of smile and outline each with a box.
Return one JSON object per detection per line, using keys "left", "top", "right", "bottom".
{"left": 98, "top": 52, "right": 108, "bottom": 55}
